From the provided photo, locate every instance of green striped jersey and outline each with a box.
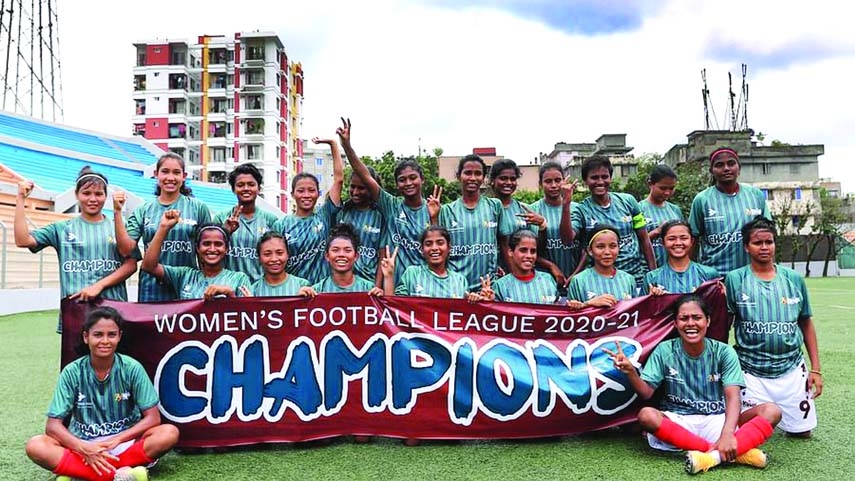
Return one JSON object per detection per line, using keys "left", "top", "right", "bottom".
{"left": 641, "top": 338, "right": 744, "bottom": 415}
{"left": 571, "top": 192, "right": 648, "bottom": 283}
{"left": 376, "top": 190, "right": 430, "bottom": 284}
{"left": 725, "top": 265, "right": 811, "bottom": 378}
{"left": 641, "top": 261, "right": 720, "bottom": 295}
{"left": 47, "top": 354, "right": 159, "bottom": 440}
{"left": 126, "top": 196, "right": 212, "bottom": 301}
{"left": 162, "top": 266, "right": 251, "bottom": 299}
{"left": 212, "top": 208, "right": 280, "bottom": 283}
{"left": 439, "top": 196, "right": 503, "bottom": 291}
{"left": 395, "top": 265, "right": 469, "bottom": 299}
{"left": 499, "top": 199, "right": 537, "bottom": 237}
{"left": 638, "top": 199, "right": 683, "bottom": 267}
{"left": 689, "top": 184, "right": 770, "bottom": 276}
{"left": 336, "top": 203, "right": 384, "bottom": 281}
{"left": 529, "top": 199, "right": 581, "bottom": 276}
{"left": 493, "top": 271, "right": 558, "bottom": 305}
{"left": 250, "top": 275, "right": 310, "bottom": 297}
{"left": 273, "top": 198, "right": 340, "bottom": 285}
{"left": 312, "top": 275, "right": 375, "bottom": 293}
{"left": 567, "top": 267, "right": 636, "bottom": 302}
{"left": 30, "top": 216, "right": 137, "bottom": 301}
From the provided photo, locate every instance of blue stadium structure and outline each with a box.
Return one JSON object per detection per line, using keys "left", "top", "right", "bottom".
{"left": 0, "top": 110, "right": 247, "bottom": 214}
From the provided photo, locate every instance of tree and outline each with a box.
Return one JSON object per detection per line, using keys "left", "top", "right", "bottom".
{"left": 513, "top": 189, "right": 541, "bottom": 205}
{"left": 804, "top": 189, "right": 846, "bottom": 277}
{"left": 611, "top": 153, "right": 709, "bottom": 216}
{"left": 344, "top": 149, "right": 458, "bottom": 204}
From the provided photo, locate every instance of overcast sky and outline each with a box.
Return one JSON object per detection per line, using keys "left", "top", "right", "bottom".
{"left": 56, "top": 0, "right": 855, "bottom": 192}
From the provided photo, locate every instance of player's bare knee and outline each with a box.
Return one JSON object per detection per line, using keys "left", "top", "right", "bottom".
{"left": 24, "top": 435, "right": 51, "bottom": 463}
{"left": 637, "top": 407, "right": 662, "bottom": 431}
{"left": 145, "top": 424, "right": 180, "bottom": 455}
{"left": 758, "top": 403, "right": 782, "bottom": 426}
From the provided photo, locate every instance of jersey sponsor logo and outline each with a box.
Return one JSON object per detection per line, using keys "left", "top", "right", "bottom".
{"left": 745, "top": 208, "right": 762, "bottom": 216}
{"left": 665, "top": 366, "right": 686, "bottom": 385}
{"left": 587, "top": 219, "right": 598, "bottom": 229}
{"left": 182, "top": 284, "right": 194, "bottom": 297}
{"left": 114, "top": 391, "right": 132, "bottom": 402}
{"left": 708, "top": 373, "right": 721, "bottom": 382}
{"left": 414, "top": 284, "right": 425, "bottom": 293}
{"left": 313, "top": 222, "right": 324, "bottom": 233}
{"left": 483, "top": 220, "right": 498, "bottom": 228}
{"left": 65, "top": 231, "right": 82, "bottom": 244}
{"left": 76, "top": 392, "right": 94, "bottom": 409}
{"left": 736, "top": 292, "right": 756, "bottom": 307}
{"left": 620, "top": 215, "right": 632, "bottom": 223}
{"left": 448, "top": 220, "right": 462, "bottom": 232}
{"left": 706, "top": 208, "right": 725, "bottom": 221}
{"left": 396, "top": 211, "right": 408, "bottom": 223}
{"left": 586, "top": 291, "right": 597, "bottom": 300}
{"left": 781, "top": 296, "right": 801, "bottom": 305}
{"left": 361, "top": 224, "right": 381, "bottom": 235}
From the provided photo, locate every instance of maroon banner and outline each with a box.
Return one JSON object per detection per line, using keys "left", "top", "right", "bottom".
{"left": 61, "top": 283, "right": 727, "bottom": 447}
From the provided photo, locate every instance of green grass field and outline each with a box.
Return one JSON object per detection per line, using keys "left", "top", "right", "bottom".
{"left": 2, "top": 278, "right": 854, "bottom": 481}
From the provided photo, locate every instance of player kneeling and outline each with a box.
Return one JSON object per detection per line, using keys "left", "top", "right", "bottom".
{"left": 25, "top": 307, "right": 179, "bottom": 481}
{"left": 605, "top": 295, "right": 781, "bottom": 474}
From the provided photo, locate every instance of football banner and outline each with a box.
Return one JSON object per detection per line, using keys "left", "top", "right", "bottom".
{"left": 61, "top": 283, "right": 727, "bottom": 447}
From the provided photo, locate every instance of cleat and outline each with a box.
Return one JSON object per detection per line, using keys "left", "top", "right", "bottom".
{"left": 113, "top": 466, "right": 149, "bottom": 481}
{"left": 735, "top": 448, "right": 768, "bottom": 469}
{"left": 685, "top": 450, "right": 717, "bottom": 474}
{"left": 56, "top": 477, "right": 85, "bottom": 481}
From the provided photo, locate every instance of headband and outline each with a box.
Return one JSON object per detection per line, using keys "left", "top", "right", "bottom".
{"left": 588, "top": 229, "right": 617, "bottom": 249}
{"left": 76, "top": 173, "right": 108, "bottom": 186}
{"left": 196, "top": 225, "right": 228, "bottom": 242}
{"left": 709, "top": 148, "right": 738, "bottom": 164}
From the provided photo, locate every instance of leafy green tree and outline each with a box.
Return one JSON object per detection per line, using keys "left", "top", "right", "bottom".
{"left": 343, "top": 149, "right": 458, "bottom": 204}
{"left": 611, "top": 153, "right": 709, "bottom": 216}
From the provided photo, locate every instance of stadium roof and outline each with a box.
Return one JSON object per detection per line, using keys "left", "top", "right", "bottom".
{"left": 0, "top": 110, "right": 238, "bottom": 214}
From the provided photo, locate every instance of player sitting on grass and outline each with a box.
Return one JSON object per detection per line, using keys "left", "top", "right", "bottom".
{"left": 25, "top": 307, "right": 178, "bottom": 481}
{"left": 604, "top": 294, "right": 781, "bottom": 474}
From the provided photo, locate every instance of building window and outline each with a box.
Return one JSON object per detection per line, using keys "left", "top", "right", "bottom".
{"left": 792, "top": 215, "right": 800, "bottom": 229}
{"left": 762, "top": 163, "right": 771, "bottom": 175}
{"left": 316, "top": 156, "right": 323, "bottom": 167}
{"left": 154, "top": 47, "right": 161, "bottom": 54}
{"left": 795, "top": 188, "right": 802, "bottom": 200}
{"left": 134, "top": 99, "right": 146, "bottom": 115}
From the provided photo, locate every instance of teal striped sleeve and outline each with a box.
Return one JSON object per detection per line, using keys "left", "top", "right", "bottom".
{"left": 126, "top": 355, "right": 159, "bottom": 411}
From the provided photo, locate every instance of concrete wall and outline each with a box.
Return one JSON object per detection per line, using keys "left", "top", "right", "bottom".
{"left": 0, "top": 286, "right": 139, "bottom": 316}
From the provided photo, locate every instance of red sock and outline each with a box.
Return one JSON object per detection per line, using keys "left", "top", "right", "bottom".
{"left": 653, "top": 417, "right": 713, "bottom": 452}
{"left": 735, "top": 416, "right": 774, "bottom": 455}
{"left": 116, "top": 439, "right": 153, "bottom": 468}
{"left": 53, "top": 449, "right": 113, "bottom": 481}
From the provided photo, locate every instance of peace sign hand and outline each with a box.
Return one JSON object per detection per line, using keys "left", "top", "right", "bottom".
{"left": 516, "top": 204, "right": 547, "bottom": 229}
{"left": 601, "top": 342, "right": 635, "bottom": 375}
{"left": 561, "top": 178, "right": 578, "bottom": 205}
{"left": 380, "top": 245, "right": 399, "bottom": 279}
{"left": 336, "top": 117, "right": 352, "bottom": 145}
{"left": 428, "top": 185, "right": 443, "bottom": 220}
{"left": 224, "top": 205, "right": 242, "bottom": 234}
{"left": 479, "top": 274, "right": 495, "bottom": 301}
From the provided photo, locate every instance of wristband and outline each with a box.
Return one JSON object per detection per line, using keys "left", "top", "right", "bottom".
{"left": 810, "top": 369, "right": 822, "bottom": 376}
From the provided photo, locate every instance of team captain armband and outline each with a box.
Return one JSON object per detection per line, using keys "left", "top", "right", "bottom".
{"left": 632, "top": 212, "right": 646, "bottom": 230}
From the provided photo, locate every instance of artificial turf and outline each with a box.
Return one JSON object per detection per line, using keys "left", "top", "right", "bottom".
{"left": 2, "top": 277, "right": 853, "bottom": 480}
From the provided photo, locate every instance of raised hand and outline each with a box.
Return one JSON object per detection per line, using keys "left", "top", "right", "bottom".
{"left": 112, "top": 190, "right": 126, "bottom": 212}
{"left": 380, "top": 245, "right": 399, "bottom": 280}
{"left": 160, "top": 209, "right": 181, "bottom": 230}
{"left": 648, "top": 284, "right": 666, "bottom": 296}
{"left": 561, "top": 178, "right": 578, "bottom": 205}
{"left": 479, "top": 274, "right": 494, "bottom": 301}
{"left": 427, "top": 185, "right": 443, "bottom": 220}
{"left": 368, "top": 286, "right": 384, "bottom": 297}
{"left": 312, "top": 136, "right": 336, "bottom": 147}
{"left": 601, "top": 342, "right": 635, "bottom": 375}
{"left": 336, "top": 117, "right": 352, "bottom": 145}
{"left": 18, "top": 180, "right": 34, "bottom": 199}
{"left": 224, "top": 205, "right": 242, "bottom": 233}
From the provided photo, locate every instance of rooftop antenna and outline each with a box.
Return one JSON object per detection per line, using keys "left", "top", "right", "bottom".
{"left": 0, "top": 0, "right": 64, "bottom": 121}
{"left": 740, "top": 63, "right": 749, "bottom": 131}
{"left": 701, "top": 69, "right": 710, "bottom": 130}
{"left": 728, "top": 71, "right": 737, "bottom": 131}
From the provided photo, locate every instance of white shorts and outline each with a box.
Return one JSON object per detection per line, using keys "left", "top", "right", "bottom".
{"left": 88, "top": 433, "right": 158, "bottom": 468}
{"left": 741, "top": 361, "right": 817, "bottom": 434}
{"left": 647, "top": 411, "right": 726, "bottom": 452}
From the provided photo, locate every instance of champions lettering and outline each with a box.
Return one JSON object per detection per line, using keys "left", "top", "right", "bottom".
{"left": 62, "top": 258, "right": 123, "bottom": 273}
{"left": 546, "top": 238, "right": 578, "bottom": 250}
{"left": 160, "top": 240, "right": 194, "bottom": 254}
{"left": 287, "top": 241, "right": 325, "bottom": 267}
{"left": 449, "top": 244, "right": 498, "bottom": 257}
{"left": 154, "top": 333, "right": 641, "bottom": 425}
{"left": 228, "top": 245, "right": 258, "bottom": 260}
{"left": 706, "top": 231, "right": 742, "bottom": 247}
